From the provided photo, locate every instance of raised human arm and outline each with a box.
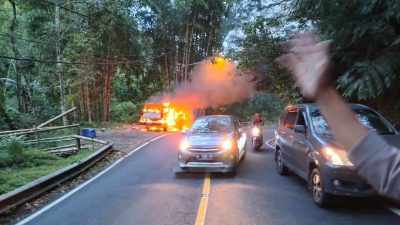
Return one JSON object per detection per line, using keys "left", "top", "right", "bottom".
{"left": 277, "top": 32, "right": 400, "bottom": 200}
{"left": 277, "top": 33, "right": 368, "bottom": 150}
{"left": 315, "top": 86, "right": 368, "bottom": 150}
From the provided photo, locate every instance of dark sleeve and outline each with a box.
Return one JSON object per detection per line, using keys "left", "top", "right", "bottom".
{"left": 348, "top": 131, "right": 400, "bottom": 200}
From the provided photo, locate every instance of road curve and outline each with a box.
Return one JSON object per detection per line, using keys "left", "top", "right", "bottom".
{"left": 18, "top": 129, "right": 400, "bottom": 225}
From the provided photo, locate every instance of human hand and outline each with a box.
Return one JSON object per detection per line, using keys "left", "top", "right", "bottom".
{"left": 276, "top": 32, "right": 333, "bottom": 99}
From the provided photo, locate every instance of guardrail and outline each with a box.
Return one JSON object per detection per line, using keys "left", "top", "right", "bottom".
{"left": 0, "top": 137, "right": 113, "bottom": 214}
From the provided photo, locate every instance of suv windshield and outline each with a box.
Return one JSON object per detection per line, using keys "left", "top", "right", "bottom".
{"left": 310, "top": 108, "right": 394, "bottom": 135}
{"left": 190, "top": 117, "right": 232, "bottom": 133}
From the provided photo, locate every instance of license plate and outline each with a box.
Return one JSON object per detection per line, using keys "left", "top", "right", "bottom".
{"left": 196, "top": 154, "right": 213, "bottom": 160}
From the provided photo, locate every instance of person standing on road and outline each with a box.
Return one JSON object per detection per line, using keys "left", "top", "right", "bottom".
{"left": 277, "top": 32, "right": 400, "bottom": 201}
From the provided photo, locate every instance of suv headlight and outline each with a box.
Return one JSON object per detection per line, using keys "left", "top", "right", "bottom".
{"left": 322, "top": 147, "right": 353, "bottom": 166}
{"left": 221, "top": 139, "right": 233, "bottom": 151}
{"left": 180, "top": 138, "right": 190, "bottom": 151}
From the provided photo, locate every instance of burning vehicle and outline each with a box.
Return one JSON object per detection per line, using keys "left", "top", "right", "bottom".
{"left": 139, "top": 102, "right": 191, "bottom": 131}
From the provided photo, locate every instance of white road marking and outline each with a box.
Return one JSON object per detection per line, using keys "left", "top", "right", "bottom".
{"left": 149, "top": 133, "right": 169, "bottom": 142}
{"left": 15, "top": 134, "right": 169, "bottom": 225}
{"left": 265, "top": 138, "right": 276, "bottom": 149}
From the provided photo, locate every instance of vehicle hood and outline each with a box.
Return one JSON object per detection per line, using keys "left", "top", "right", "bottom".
{"left": 188, "top": 133, "right": 230, "bottom": 147}
{"left": 314, "top": 133, "right": 337, "bottom": 147}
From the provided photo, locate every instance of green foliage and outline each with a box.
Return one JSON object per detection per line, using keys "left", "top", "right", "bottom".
{"left": 0, "top": 0, "right": 233, "bottom": 126}
{"left": 110, "top": 100, "right": 138, "bottom": 122}
{"left": 6, "top": 108, "right": 34, "bottom": 129}
{"left": 0, "top": 149, "right": 92, "bottom": 194}
{"left": 228, "top": 14, "right": 302, "bottom": 103}
{"left": 0, "top": 133, "right": 76, "bottom": 167}
{"left": 0, "top": 136, "right": 26, "bottom": 165}
{"left": 292, "top": 0, "right": 400, "bottom": 100}
{"left": 226, "top": 93, "right": 285, "bottom": 122}
{"left": 0, "top": 136, "right": 58, "bottom": 168}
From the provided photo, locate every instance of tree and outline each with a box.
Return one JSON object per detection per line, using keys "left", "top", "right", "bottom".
{"left": 292, "top": 0, "right": 400, "bottom": 122}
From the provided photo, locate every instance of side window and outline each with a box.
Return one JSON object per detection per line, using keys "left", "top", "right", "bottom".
{"left": 296, "top": 111, "right": 306, "bottom": 126}
{"left": 284, "top": 111, "right": 297, "bottom": 129}
{"left": 279, "top": 111, "right": 287, "bottom": 126}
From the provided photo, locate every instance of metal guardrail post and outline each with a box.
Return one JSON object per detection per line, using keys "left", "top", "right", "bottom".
{"left": 76, "top": 125, "right": 81, "bottom": 150}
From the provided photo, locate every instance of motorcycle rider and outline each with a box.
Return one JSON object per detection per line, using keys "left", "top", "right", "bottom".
{"left": 251, "top": 113, "right": 264, "bottom": 144}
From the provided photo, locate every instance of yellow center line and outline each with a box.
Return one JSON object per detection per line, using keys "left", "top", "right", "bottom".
{"left": 195, "top": 173, "right": 211, "bottom": 225}
{"left": 202, "top": 173, "right": 210, "bottom": 195}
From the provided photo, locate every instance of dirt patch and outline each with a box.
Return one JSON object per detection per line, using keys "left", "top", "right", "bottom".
{"left": 0, "top": 126, "right": 163, "bottom": 225}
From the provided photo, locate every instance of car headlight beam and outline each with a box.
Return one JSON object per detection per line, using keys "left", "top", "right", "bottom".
{"left": 322, "top": 147, "right": 353, "bottom": 166}
{"left": 252, "top": 127, "right": 260, "bottom": 136}
{"left": 221, "top": 139, "right": 232, "bottom": 151}
{"left": 180, "top": 139, "right": 190, "bottom": 151}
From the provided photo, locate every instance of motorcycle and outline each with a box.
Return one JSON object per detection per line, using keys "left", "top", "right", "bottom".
{"left": 251, "top": 125, "right": 263, "bottom": 151}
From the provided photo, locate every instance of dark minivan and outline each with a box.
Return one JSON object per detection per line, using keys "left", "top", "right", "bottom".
{"left": 275, "top": 104, "right": 399, "bottom": 207}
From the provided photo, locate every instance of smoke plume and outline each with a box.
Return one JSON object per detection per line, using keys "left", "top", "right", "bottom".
{"left": 148, "top": 60, "right": 256, "bottom": 110}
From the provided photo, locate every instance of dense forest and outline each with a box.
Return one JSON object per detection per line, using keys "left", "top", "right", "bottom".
{"left": 1, "top": 0, "right": 399, "bottom": 131}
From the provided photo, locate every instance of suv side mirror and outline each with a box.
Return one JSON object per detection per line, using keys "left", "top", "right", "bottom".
{"left": 294, "top": 125, "right": 306, "bottom": 134}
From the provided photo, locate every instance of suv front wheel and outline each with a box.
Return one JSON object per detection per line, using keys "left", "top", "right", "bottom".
{"left": 309, "top": 168, "right": 332, "bottom": 207}
{"left": 275, "top": 148, "right": 289, "bottom": 175}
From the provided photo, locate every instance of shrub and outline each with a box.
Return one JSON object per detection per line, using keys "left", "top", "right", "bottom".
{"left": 110, "top": 101, "right": 137, "bottom": 122}
{"left": 0, "top": 136, "right": 59, "bottom": 168}
{"left": 2, "top": 136, "right": 26, "bottom": 164}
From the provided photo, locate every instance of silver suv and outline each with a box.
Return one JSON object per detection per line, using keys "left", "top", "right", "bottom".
{"left": 275, "top": 104, "right": 399, "bottom": 207}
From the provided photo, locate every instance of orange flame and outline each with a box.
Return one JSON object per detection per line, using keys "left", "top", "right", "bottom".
{"left": 143, "top": 58, "right": 255, "bottom": 131}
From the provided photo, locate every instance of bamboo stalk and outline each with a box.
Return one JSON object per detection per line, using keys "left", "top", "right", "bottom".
{"left": 0, "top": 124, "right": 79, "bottom": 138}
{"left": 37, "top": 107, "right": 76, "bottom": 128}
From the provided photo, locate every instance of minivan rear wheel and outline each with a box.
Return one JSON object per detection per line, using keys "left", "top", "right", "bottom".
{"left": 310, "top": 168, "right": 332, "bottom": 207}
{"left": 275, "top": 149, "right": 289, "bottom": 175}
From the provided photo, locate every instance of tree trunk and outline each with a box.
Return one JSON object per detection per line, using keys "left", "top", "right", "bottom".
{"left": 92, "top": 80, "right": 99, "bottom": 122}
{"left": 80, "top": 84, "right": 85, "bottom": 121}
{"left": 163, "top": 52, "right": 169, "bottom": 91}
{"left": 102, "top": 70, "right": 112, "bottom": 122}
{"left": 206, "top": 26, "right": 214, "bottom": 56}
{"left": 55, "top": 0, "right": 68, "bottom": 125}
{"left": 182, "top": 20, "right": 190, "bottom": 82}
{"left": 8, "top": 0, "right": 25, "bottom": 113}
{"left": 85, "top": 80, "right": 92, "bottom": 123}
{"left": 175, "top": 39, "right": 179, "bottom": 85}
{"left": 102, "top": 29, "right": 112, "bottom": 122}
{"left": 185, "top": 13, "right": 196, "bottom": 81}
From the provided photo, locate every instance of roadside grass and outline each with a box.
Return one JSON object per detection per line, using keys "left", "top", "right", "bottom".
{"left": 0, "top": 149, "right": 93, "bottom": 195}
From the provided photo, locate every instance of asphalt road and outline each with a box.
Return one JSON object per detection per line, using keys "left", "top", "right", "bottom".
{"left": 18, "top": 128, "right": 400, "bottom": 225}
